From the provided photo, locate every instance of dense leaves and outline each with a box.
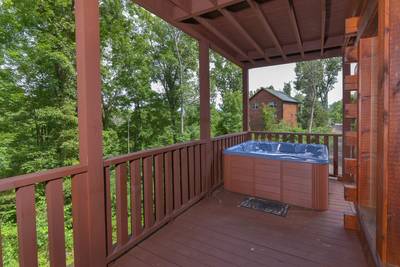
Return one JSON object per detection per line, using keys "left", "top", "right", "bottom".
{"left": 0, "top": 1, "right": 243, "bottom": 266}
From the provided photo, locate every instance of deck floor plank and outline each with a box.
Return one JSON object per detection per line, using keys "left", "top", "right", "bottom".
{"left": 112, "top": 180, "right": 367, "bottom": 267}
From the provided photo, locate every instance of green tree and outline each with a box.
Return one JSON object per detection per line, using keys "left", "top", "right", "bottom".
{"left": 283, "top": 82, "right": 292, "bottom": 97}
{"left": 294, "top": 58, "right": 341, "bottom": 132}
{"left": 210, "top": 52, "right": 242, "bottom": 136}
{"left": 329, "top": 100, "right": 343, "bottom": 124}
{"left": 262, "top": 104, "right": 278, "bottom": 131}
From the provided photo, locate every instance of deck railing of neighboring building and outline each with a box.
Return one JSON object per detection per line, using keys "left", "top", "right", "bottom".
{"left": 249, "top": 131, "right": 342, "bottom": 178}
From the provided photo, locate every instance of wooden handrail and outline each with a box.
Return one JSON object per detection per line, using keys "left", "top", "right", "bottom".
{"left": 250, "top": 131, "right": 342, "bottom": 137}
{"left": 104, "top": 140, "right": 207, "bottom": 167}
{"left": 0, "top": 164, "right": 88, "bottom": 192}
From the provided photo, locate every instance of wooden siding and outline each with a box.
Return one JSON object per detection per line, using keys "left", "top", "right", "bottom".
{"left": 249, "top": 90, "right": 298, "bottom": 131}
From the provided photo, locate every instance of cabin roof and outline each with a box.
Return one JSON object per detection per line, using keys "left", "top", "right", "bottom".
{"left": 250, "top": 87, "right": 300, "bottom": 103}
{"left": 135, "top": 0, "right": 366, "bottom": 69}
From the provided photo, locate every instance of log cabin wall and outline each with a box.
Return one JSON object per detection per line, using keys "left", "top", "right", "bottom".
{"left": 377, "top": 0, "right": 400, "bottom": 265}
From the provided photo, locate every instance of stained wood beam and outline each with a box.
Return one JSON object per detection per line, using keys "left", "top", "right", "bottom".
{"left": 195, "top": 16, "right": 255, "bottom": 64}
{"left": 168, "top": 0, "right": 191, "bottom": 13}
{"left": 355, "top": 0, "right": 377, "bottom": 44}
{"left": 320, "top": 0, "right": 326, "bottom": 56}
{"left": 246, "top": 0, "right": 287, "bottom": 60}
{"left": 287, "top": 0, "right": 304, "bottom": 58}
{"left": 219, "top": 8, "right": 271, "bottom": 63}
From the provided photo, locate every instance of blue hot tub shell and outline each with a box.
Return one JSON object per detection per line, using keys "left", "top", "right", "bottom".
{"left": 224, "top": 140, "right": 329, "bottom": 164}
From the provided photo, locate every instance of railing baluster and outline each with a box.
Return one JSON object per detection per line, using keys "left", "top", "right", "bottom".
{"left": 180, "top": 148, "right": 189, "bottom": 204}
{"left": 72, "top": 173, "right": 90, "bottom": 267}
{"left": 188, "top": 146, "right": 195, "bottom": 199}
{"left": 143, "top": 157, "right": 154, "bottom": 229}
{"left": 201, "top": 144, "right": 207, "bottom": 192}
{"left": 116, "top": 163, "right": 128, "bottom": 246}
{"left": 16, "top": 185, "right": 38, "bottom": 267}
{"left": 333, "top": 135, "right": 339, "bottom": 177}
{"left": 194, "top": 145, "right": 201, "bottom": 195}
{"left": 164, "top": 152, "right": 173, "bottom": 215}
{"left": 213, "top": 142, "right": 218, "bottom": 187}
{"left": 315, "top": 134, "right": 320, "bottom": 144}
{"left": 290, "top": 133, "right": 295, "bottom": 143}
{"left": 104, "top": 167, "right": 113, "bottom": 253}
{"left": 154, "top": 154, "right": 165, "bottom": 222}
{"left": 298, "top": 134, "right": 303, "bottom": 143}
{"left": 173, "top": 150, "right": 182, "bottom": 209}
{"left": 306, "top": 134, "right": 311, "bottom": 144}
{"left": 218, "top": 140, "right": 222, "bottom": 183}
{"left": 130, "top": 159, "right": 142, "bottom": 236}
{"left": 46, "top": 179, "right": 66, "bottom": 267}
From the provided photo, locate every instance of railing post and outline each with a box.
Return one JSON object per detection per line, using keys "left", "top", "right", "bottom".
{"left": 199, "top": 39, "right": 212, "bottom": 192}
{"left": 75, "top": 0, "right": 107, "bottom": 266}
{"left": 242, "top": 67, "right": 249, "bottom": 132}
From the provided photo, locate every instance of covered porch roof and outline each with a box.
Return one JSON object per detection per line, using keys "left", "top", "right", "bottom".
{"left": 135, "top": 0, "right": 365, "bottom": 68}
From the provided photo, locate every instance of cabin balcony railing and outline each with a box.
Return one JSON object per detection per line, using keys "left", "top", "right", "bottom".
{"left": 249, "top": 131, "right": 343, "bottom": 178}
{"left": 0, "top": 132, "right": 249, "bottom": 266}
{"left": 103, "top": 131, "right": 249, "bottom": 263}
{"left": 0, "top": 131, "right": 342, "bottom": 266}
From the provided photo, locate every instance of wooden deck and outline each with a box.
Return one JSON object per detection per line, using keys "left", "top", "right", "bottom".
{"left": 111, "top": 180, "right": 367, "bottom": 267}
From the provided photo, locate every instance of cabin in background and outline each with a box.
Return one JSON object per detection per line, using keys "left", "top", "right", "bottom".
{"left": 249, "top": 88, "right": 299, "bottom": 130}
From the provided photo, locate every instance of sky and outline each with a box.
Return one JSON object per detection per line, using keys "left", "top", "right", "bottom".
{"left": 249, "top": 63, "right": 343, "bottom": 105}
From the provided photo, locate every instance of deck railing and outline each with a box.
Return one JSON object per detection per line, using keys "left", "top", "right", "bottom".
{"left": 0, "top": 164, "right": 88, "bottom": 267}
{"left": 103, "top": 140, "right": 208, "bottom": 262}
{"left": 210, "top": 132, "right": 251, "bottom": 189}
{"left": 0, "top": 131, "right": 341, "bottom": 266}
{"left": 102, "top": 132, "right": 249, "bottom": 263}
{"left": 249, "top": 131, "right": 342, "bottom": 177}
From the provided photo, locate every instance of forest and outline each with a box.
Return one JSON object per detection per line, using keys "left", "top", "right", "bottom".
{"left": 0, "top": 0, "right": 342, "bottom": 265}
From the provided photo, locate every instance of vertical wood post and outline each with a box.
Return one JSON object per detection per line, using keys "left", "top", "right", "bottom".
{"left": 342, "top": 61, "right": 352, "bottom": 181}
{"left": 75, "top": 0, "right": 107, "bottom": 266}
{"left": 377, "top": 0, "right": 400, "bottom": 264}
{"left": 242, "top": 67, "right": 249, "bottom": 132}
{"left": 199, "top": 39, "right": 212, "bottom": 191}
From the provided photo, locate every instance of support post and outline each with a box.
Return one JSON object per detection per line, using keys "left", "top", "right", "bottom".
{"left": 242, "top": 67, "right": 249, "bottom": 132}
{"left": 376, "top": 0, "right": 400, "bottom": 265}
{"left": 199, "top": 39, "right": 212, "bottom": 191}
{"left": 75, "top": 0, "right": 107, "bottom": 266}
{"left": 342, "top": 61, "right": 352, "bottom": 181}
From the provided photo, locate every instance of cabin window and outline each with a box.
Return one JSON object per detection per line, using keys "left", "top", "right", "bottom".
{"left": 252, "top": 102, "right": 259, "bottom": 110}
{"left": 268, "top": 101, "right": 276, "bottom": 108}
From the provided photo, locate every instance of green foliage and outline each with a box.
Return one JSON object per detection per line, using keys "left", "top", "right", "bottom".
{"left": 210, "top": 52, "right": 243, "bottom": 137}
{"left": 294, "top": 58, "right": 341, "bottom": 132}
{"left": 1, "top": 1, "right": 246, "bottom": 266}
{"left": 283, "top": 82, "right": 292, "bottom": 97}
{"left": 261, "top": 104, "right": 277, "bottom": 131}
{"left": 329, "top": 100, "right": 343, "bottom": 124}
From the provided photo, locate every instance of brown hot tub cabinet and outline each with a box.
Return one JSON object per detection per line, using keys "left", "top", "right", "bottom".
{"left": 223, "top": 142, "right": 329, "bottom": 210}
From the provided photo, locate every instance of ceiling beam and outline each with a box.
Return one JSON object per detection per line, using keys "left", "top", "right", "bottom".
{"left": 135, "top": 0, "right": 244, "bottom": 67}
{"left": 173, "top": 0, "right": 243, "bottom": 21}
{"left": 240, "top": 34, "right": 344, "bottom": 61}
{"left": 195, "top": 16, "right": 255, "bottom": 64}
{"left": 245, "top": 46, "right": 342, "bottom": 69}
{"left": 287, "top": 0, "right": 304, "bottom": 58}
{"left": 321, "top": 0, "right": 326, "bottom": 56}
{"left": 246, "top": 0, "right": 287, "bottom": 61}
{"left": 219, "top": 8, "right": 271, "bottom": 64}
{"left": 168, "top": 0, "right": 191, "bottom": 13}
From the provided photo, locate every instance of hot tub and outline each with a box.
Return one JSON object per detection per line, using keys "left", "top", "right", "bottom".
{"left": 223, "top": 141, "right": 329, "bottom": 210}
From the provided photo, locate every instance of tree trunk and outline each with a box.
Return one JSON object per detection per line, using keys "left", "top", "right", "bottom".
{"left": 308, "top": 84, "right": 317, "bottom": 132}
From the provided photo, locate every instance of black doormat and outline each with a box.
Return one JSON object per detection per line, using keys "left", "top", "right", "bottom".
{"left": 239, "top": 197, "right": 289, "bottom": 217}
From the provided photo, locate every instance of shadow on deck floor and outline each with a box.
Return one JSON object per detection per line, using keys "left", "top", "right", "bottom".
{"left": 112, "top": 180, "right": 367, "bottom": 267}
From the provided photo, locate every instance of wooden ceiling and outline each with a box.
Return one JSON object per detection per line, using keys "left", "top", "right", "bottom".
{"left": 134, "top": 0, "right": 364, "bottom": 68}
